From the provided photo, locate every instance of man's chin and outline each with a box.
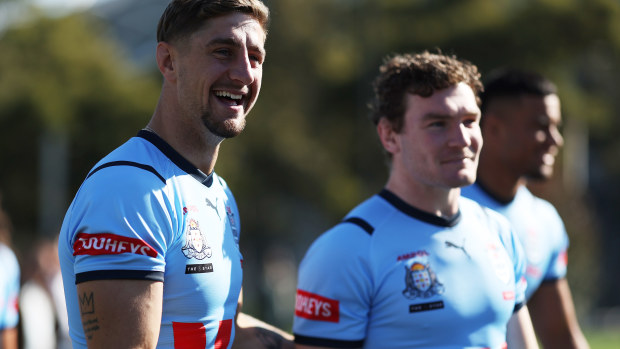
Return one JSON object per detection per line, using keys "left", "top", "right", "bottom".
{"left": 204, "top": 119, "right": 246, "bottom": 139}
{"left": 526, "top": 167, "right": 554, "bottom": 181}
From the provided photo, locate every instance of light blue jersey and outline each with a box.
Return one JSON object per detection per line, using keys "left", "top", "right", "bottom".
{"left": 462, "top": 183, "right": 568, "bottom": 299}
{"left": 59, "top": 130, "right": 242, "bottom": 349}
{"left": 0, "top": 243, "right": 19, "bottom": 331}
{"left": 294, "top": 190, "right": 526, "bottom": 349}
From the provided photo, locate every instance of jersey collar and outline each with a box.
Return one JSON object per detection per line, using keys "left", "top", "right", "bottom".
{"left": 379, "top": 189, "right": 461, "bottom": 227}
{"left": 137, "top": 129, "right": 214, "bottom": 187}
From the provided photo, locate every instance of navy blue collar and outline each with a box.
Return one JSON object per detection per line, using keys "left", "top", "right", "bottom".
{"left": 137, "top": 129, "right": 214, "bottom": 187}
{"left": 379, "top": 189, "right": 461, "bottom": 227}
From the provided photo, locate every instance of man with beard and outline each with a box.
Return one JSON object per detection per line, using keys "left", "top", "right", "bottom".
{"left": 58, "top": 1, "right": 292, "bottom": 348}
{"left": 462, "top": 69, "right": 590, "bottom": 349}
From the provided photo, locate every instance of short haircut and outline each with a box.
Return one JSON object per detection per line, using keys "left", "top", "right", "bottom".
{"left": 480, "top": 68, "right": 557, "bottom": 114}
{"left": 157, "top": 0, "right": 270, "bottom": 43}
{"left": 369, "top": 51, "right": 483, "bottom": 132}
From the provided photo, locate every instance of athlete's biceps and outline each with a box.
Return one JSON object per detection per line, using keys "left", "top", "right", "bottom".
{"left": 76, "top": 279, "right": 163, "bottom": 348}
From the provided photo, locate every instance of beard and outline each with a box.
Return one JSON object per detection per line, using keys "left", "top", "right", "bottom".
{"left": 201, "top": 111, "right": 247, "bottom": 139}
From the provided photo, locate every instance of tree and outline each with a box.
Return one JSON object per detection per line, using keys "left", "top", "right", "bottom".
{"left": 0, "top": 13, "right": 160, "bottom": 242}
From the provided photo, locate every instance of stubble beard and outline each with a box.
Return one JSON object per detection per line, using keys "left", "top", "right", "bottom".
{"left": 201, "top": 111, "right": 247, "bottom": 139}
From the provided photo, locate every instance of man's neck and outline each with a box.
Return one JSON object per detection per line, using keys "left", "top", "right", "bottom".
{"left": 148, "top": 98, "right": 221, "bottom": 175}
{"left": 384, "top": 175, "right": 460, "bottom": 220}
{"left": 475, "top": 167, "right": 524, "bottom": 203}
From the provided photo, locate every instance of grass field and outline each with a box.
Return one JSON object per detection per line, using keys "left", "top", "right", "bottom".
{"left": 584, "top": 328, "right": 620, "bottom": 349}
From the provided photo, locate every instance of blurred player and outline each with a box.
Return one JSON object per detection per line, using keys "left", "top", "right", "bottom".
{"left": 462, "top": 68, "right": 590, "bottom": 349}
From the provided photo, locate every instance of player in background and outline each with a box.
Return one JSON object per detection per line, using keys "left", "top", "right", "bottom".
{"left": 0, "top": 193, "right": 19, "bottom": 349}
{"left": 462, "top": 68, "right": 590, "bottom": 349}
{"left": 58, "top": 1, "right": 293, "bottom": 348}
{"left": 292, "top": 51, "right": 538, "bottom": 349}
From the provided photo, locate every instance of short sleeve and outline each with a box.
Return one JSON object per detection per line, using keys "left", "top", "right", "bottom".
{"left": 66, "top": 165, "right": 175, "bottom": 283}
{"left": 0, "top": 244, "right": 20, "bottom": 329}
{"left": 293, "top": 224, "right": 372, "bottom": 348}
{"left": 543, "top": 205, "right": 569, "bottom": 282}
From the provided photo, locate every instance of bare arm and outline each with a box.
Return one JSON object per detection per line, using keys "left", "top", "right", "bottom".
{"left": 232, "top": 289, "right": 294, "bottom": 349}
{"left": 76, "top": 279, "right": 163, "bottom": 349}
{"left": 0, "top": 328, "right": 19, "bottom": 349}
{"left": 527, "top": 279, "right": 590, "bottom": 349}
{"left": 507, "top": 305, "right": 539, "bottom": 349}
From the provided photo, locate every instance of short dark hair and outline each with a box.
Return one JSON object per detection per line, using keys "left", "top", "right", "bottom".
{"left": 157, "top": 0, "right": 270, "bottom": 43}
{"left": 480, "top": 68, "right": 557, "bottom": 114}
{"left": 369, "top": 51, "right": 483, "bottom": 132}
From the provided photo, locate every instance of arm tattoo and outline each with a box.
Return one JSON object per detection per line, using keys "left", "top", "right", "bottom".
{"left": 79, "top": 291, "right": 100, "bottom": 340}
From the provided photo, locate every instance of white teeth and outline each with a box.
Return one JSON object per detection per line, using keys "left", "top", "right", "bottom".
{"left": 215, "top": 91, "right": 242, "bottom": 100}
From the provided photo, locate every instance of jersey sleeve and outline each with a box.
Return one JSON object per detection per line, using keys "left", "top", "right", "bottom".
{"left": 0, "top": 245, "right": 20, "bottom": 329}
{"left": 541, "top": 203, "right": 569, "bottom": 282}
{"left": 65, "top": 165, "right": 176, "bottom": 283}
{"left": 293, "top": 224, "right": 373, "bottom": 348}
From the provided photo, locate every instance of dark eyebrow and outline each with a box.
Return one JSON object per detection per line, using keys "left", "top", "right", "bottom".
{"left": 422, "top": 111, "right": 480, "bottom": 122}
{"left": 421, "top": 113, "right": 453, "bottom": 121}
{"left": 205, "top": 37, "right": 266, "bottom": 57}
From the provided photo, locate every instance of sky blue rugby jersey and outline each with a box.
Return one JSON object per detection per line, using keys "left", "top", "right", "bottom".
{"left": 0, "top": 243, "right": 20, "bottom": 331}
{"left": 58, "top": 130, "right": 242, "bottom": 349}
{"left": 462, "top": 183, "right": 569, "bottom": 300}
{"left": 293, "top": 190, "right": 526, "bottom": 349}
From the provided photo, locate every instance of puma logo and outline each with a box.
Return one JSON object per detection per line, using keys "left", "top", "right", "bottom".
{"left": 445, "top": 240, "right": 470, "bottom": 259}
{"left": 205, "top": 197, "right": 220, "bottom": 219}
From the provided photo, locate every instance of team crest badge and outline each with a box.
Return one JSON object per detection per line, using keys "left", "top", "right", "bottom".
{"left": 181, "top": 219, "right": 212, "bottom": 260}
{"left": 402, "top": 257, "right": 444, "bottom": 299}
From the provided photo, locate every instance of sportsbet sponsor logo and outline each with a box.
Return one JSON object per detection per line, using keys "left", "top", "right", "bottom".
{"left": 295, "top": 289, "right": 339, "bottom": 323}
{"left": 73, "top": 231, "right": 157, "bottom": 257}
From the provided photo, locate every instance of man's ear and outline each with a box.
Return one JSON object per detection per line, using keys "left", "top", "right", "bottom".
{"left": 156, "top": 42, "right": 177, "bottom": 83}
{"left": 377, "top": 118, "right": 400, "bottom": 155}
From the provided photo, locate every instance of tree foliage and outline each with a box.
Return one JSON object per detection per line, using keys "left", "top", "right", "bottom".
{"left": 0, "top": 13, "right": 160, "bottom": 239}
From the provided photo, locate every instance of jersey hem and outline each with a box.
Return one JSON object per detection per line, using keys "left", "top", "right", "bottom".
{"left": 75, "top": 270, "right": 164, "bottom": 284}
{"left": 294, "top": 334, "right": 364, "bottom": 348}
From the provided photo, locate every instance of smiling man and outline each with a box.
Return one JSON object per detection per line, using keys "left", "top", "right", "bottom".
{"left": 292, "top": 52, "right": 539, "bottom": 349}
{"left": 58, "top": 1, "right": 293, "bottom": 348}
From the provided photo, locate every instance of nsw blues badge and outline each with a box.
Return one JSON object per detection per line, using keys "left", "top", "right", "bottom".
{"left": 182, "top": 218, "right": 212, "bottom": 260}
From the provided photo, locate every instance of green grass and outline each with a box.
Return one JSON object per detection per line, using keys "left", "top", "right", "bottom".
{"left": 584, "top": 328, "right": 620, "bottom": 349}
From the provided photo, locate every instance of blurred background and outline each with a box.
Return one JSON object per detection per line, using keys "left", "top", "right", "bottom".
{"left": 0, "top": 0, "right": 619, "bottom": 347}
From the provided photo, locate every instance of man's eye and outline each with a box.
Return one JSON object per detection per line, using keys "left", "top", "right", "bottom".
{"left": 463, "top": 119, "right": 477, "bottom": 127}
{"left": 214, "top": 48, "right": 232, "bottom": 57}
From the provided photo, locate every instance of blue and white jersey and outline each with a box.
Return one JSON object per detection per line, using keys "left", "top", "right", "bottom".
{"left": 293, "top": 190, "right": 526, "bottom": 349}
{"left": 0, "top": 243, "right": 20, "bottom": 331}
{"left": 59, "top": 130, "right": 242, "bottom": 349}
{"left": 462, "top": 183, "right": 568, "bottom": 300}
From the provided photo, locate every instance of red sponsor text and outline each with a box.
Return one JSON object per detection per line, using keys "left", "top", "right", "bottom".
{"left": 73, "top": 232, "right": 157, "bottom": 258}
{"left": 295, "top": 289, "right": 339, "bottom": 323}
